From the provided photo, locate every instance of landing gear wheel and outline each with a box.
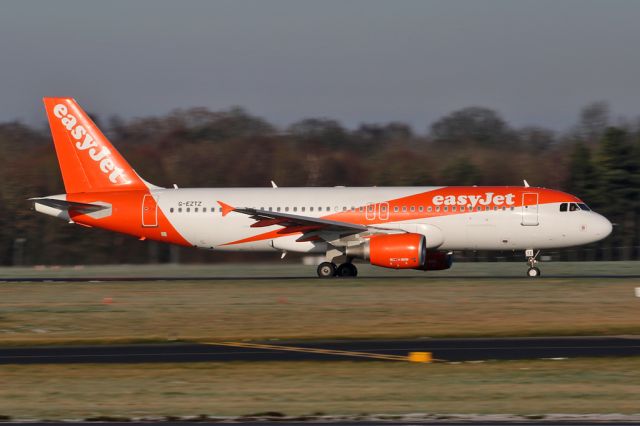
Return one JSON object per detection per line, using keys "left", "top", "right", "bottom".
{"left": 336, "top": 263, "right": 358, "bottom": 278}
{"left": 527, "top": 267, "right": 541, "bottom": 278}
{"left": 317, "top": 262, "right": 337, "bottom": 278}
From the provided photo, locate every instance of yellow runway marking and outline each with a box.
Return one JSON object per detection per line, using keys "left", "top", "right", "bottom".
{"left": 203, "top": 341, "right": 423, "bottom": 362}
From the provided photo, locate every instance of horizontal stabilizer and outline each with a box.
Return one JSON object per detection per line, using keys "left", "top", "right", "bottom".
{"left": 30, "top": 198, "right": 108, "bottom": 214}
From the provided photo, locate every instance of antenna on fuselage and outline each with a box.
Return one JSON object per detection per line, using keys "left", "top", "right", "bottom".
{"left": 271, "top": 180, "right": 278, "bottom": 188}
{"left": 523, "top": 179, "right": 530, "bottom": 188}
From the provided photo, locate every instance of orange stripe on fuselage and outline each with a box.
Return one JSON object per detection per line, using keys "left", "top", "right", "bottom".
{"left": 220, "top": 187, "right": 582, "bottom": 246}
{"left": 67, "top": 191, "right": 192, "bottom": 247}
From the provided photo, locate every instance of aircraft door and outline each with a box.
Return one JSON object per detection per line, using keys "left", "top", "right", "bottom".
{"left": 142, "top": 194, "right": 158, "bottom": 227}
{"left": 521, "top": 193, "right": 539, "bottom": 226}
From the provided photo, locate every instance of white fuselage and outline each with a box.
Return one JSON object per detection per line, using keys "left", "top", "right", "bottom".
{"left": 150, "top": 186, "right": 612, "bottom": 253}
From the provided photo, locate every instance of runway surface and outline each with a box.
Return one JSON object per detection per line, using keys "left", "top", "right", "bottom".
{"left": 1, "top": 336, "right": 639, "bottom": 364}
{"left": 1, "top": 274, "right": 640, "bottom": 282}
{"left": 7, "top": 422, "right": 640, "bottom": 426}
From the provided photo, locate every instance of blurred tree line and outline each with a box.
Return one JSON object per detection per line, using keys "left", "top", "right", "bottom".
{"left": 1, "top": 101, "right": 638, "bottom": 265}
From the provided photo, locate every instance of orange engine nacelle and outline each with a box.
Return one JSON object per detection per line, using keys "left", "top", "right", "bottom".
{"left": 368, "top": 233, "right": 426, "bottom": 269}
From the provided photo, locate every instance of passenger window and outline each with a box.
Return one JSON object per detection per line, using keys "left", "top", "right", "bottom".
{"left": 427, "top": 206, "right": 432, "bottom": 212}
{"left": 178, "top": 208, "right": 182, "bottom": 213}
{"left": 268, "top": 207, "right": 273, "bottom": 211}
{"left": 381, "top": 205, "right": 387, "bottom": 212}
{"left": 444, "top": 206, "right": 449, "bottom": 212}
{"left": 301, "top": 207, "right": 305, "bottom": 212}
{"left": 402, "top": 206, "right": 407, "bottom": 212}
{"left": 451, "top": 206, "right": 457, "bottom": 212}
{"left": 418, "top": 206, "right": 424, "bottom": 212}
{"left": 170, "top": 207, "right": 174, "bottom": 213}
{"left": 509, "top": 207, "right": 514, "bottom": 211}
{"left": 394, "top": 206, "right": 399, "bottom": 213}
{"left": 186, "top": 208, "right": 190, "bottom": 213}
{"left": 277, "top": 207, "right": 281, "bottom": 212}
{"left": 310, "top": 207, "right": 313, "bottom": 212}
{"left": 293, "top": 207, "right": 297, "bottom": 212}
{"left": 359, "top": 207, "right": 364, "bottom": 212}
{"left": 460, "top": 206, "right": 465, "bottom": 212}
{"left": 436, "top": 206, "right": 440, "bottom": 212}
{"left": 285, "top": 207, "right": 290, "bottom": 212}
{"left": 194, "top": 207, "right": 198, "bottom": 212}
{"left": 493, "top": 206, "right": 498, "bottom": 211}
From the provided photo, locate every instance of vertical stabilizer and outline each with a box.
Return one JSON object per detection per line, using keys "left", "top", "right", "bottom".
{"left": 43, "top": 97, "right": 147, "bottom": 193}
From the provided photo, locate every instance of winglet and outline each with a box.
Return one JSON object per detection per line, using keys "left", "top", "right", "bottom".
{"left": 217, "top": 201, "right": 235, "bottom": 217}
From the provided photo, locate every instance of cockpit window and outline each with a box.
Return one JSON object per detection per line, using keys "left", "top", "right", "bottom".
{"left": 578, "top": 203, "right": 590, "bottom": 211}
{"left": 561, "top": 202, "right": 590, "bottom": 212}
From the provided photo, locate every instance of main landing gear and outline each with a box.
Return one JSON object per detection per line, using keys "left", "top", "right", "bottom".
{"left": 317, "top": 261, "right": 358, "bottom": 278}
{"left": 525, "top": 249, "right": 541, "bottom": 278}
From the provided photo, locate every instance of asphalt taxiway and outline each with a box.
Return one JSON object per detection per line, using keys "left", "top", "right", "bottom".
{"left": 1, "top": 336, "right": 639, "bottom": 364}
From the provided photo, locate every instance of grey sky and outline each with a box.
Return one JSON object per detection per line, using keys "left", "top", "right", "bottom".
{"left": 1, "top": 0, "right": 639, "bottom": 131}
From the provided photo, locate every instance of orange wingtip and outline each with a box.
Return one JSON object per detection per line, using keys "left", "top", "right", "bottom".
{"left": 217, "top": 201, "right": 235, "bottom": 217}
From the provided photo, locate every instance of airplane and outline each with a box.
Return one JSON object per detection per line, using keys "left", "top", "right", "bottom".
{"left": 32, "top": 98, "right": 613, "bottom": 278}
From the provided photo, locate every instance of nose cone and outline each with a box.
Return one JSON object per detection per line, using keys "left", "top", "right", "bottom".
{"left": 591, "top": 213, "right": 613, "bottom": 241}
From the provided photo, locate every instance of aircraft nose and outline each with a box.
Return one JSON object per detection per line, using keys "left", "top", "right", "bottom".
{"left": 591, "top": 213, "right": 613, "bottom": 240}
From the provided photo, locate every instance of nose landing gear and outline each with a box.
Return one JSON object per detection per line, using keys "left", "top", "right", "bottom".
{"left": 525, "top": 249, "right": 541, "bottom": 277}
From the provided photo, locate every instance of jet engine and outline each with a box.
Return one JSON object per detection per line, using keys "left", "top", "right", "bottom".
{"left": 346, "top": 233, "right": 452, "bottom": 270}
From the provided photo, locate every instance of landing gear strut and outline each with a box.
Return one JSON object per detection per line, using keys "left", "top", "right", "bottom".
{"left": 525, "top": 249, "right": 541, "bottom": 278}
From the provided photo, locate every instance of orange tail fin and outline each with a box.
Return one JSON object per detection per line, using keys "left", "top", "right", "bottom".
{"left": 43, "top": 97, "right": 148, "bottom": 193}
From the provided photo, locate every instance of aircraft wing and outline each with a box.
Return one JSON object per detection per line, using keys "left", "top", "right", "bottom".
{"left": 218, "top": 201, "right": 368, "bottom": 240}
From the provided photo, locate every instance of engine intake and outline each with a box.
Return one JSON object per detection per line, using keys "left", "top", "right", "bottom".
{"left": 415, "top": 250, "right": 453, "bottom": 271}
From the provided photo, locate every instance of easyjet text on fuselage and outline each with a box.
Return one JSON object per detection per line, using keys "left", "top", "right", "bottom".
{"left": 432, "top": 192, "right": 516, "bottom": 208}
